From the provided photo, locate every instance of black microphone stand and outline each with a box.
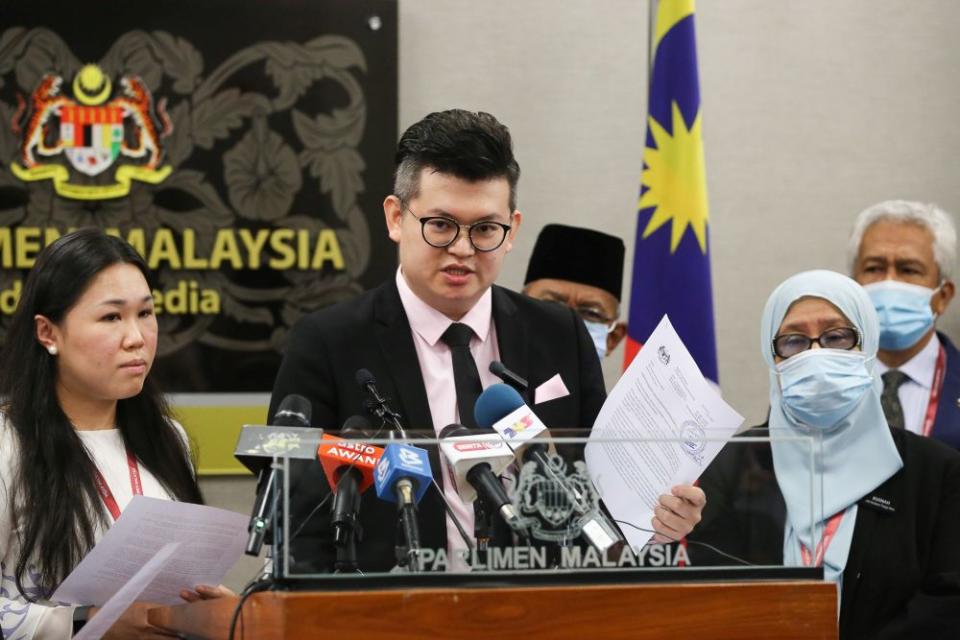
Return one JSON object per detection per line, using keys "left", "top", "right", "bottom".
{"left": 334, "top": 530, "right": 359, "bottom": 573}
{"left": 357, "top": 373, "right": 423, "bottom": 571}
{"left": 386, "top": 429, "right": 422, "bottom": 573}
{"left": 332, "top": 484, "right": 361, "bottom": 573}
{"left": 473, "top": 497, "right": 493, "bottom": 569}
{"left": 246, "top": 468, "right": 275, "bottom": 556}
{"left": 363, "top": 393, "right": 406, "bottom": 437}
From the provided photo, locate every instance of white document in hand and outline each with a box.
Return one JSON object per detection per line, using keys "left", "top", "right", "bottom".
{"left": 72, "top": 542, "right": 180, "bottom": 640}
{"left": 584, "top": 315, "right": 744, "bottom": 549}
{"left": 52, "top": 496, "right": 248, "bottom": 606}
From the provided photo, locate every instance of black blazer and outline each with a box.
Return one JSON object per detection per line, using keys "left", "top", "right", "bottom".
{"left": 690, "top": 426, "right": 960, "bottom": 639}
{"left": 268, "top": 279, "right": 607, "bottom": 572}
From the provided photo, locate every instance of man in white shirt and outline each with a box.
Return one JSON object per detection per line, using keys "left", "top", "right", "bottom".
{"left": 848, "top": 199, "right": 960, "bottom": 449}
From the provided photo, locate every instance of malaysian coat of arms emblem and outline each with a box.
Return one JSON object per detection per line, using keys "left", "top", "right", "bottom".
{"left": 0, "top": 23, "right": 384, "bottom": 387}
{"left": 12, "top": 64, "right": 172, "bottom": 199}
{"left": 515, "top": 455, "right": 602, "bottom": 543}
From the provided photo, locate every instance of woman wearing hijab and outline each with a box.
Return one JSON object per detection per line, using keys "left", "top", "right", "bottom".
{"left": 690, "top": 270, "right": 960, "bottom": 639}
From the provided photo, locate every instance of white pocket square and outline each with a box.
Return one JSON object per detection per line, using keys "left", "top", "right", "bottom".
{"left": 534, "top": 373, "right": 570, "bottom": 404}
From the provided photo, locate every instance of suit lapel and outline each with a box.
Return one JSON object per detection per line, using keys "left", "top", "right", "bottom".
{"left": 373, "top": 280, "right": 434, "bottom": 432}
{"left": 492, "top": 286, "right": 531, "bottom": 402}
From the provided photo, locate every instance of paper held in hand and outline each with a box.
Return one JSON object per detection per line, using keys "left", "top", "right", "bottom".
{"left": 584, "top": 315, "right": 744, "bottom": 549}
{"left": 52, "top": 496, "right": 248, "bottom": 606}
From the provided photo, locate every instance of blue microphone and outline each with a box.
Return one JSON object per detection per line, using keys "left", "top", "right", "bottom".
{"left": 475, "top": 383, "right": 551, "bottom": 457}
{"left": 374, "top": 442, "right": 432, "bottom": 505}
{"left": 474, "top": 382, "right": 525, "bottom": 428}
{"left": 374, "top": 441, "right": 432, "bottom": 571}
{"left": 474, "top": 384, "right": 625, "bottom": 556}
{"left": 354, "top": 368, "right": 436, "bottom": 571}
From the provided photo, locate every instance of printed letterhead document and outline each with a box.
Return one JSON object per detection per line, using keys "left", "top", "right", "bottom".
{"left": 53, "top": 497, "right": 247, "bottom": 606}
{"left": 585, "top": 315, "right": 744, "bottom": 548}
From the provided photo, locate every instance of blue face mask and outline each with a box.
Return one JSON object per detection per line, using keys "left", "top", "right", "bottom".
{"left": 584, "top": 320, "right": 611, "bottom": 359}
{"left": 776, "top": 349, "right": 874, "bottom": 429}
{"left": 864, "top": 280, "right": 938, "bottom": 350}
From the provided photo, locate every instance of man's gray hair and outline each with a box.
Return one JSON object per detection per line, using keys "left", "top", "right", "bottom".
{"left": 847, "top": 199, "right": 957, "bottom": 280}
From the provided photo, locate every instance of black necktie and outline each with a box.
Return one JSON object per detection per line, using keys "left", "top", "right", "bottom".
{"left": 881, "top": 370, "right": 909, "bottom": 430}
{"left": 441, "top": 322, "right": 482, "bottom": 428}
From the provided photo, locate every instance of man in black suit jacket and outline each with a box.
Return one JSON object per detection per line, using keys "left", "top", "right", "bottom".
{"left": 269, "top": 109, "right": 704, "bottom": 573}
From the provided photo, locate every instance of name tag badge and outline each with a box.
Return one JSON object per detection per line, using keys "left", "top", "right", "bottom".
{"left": 860, "top": 494, "right": 896, "bottom": 514}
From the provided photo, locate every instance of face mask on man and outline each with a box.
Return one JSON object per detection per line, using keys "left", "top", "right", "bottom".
{"left": 863, "top": 280, "right": 939, "bottom": 350}
{"left": 584, "top": 320, "right": 612, "bottom": 359}
{"left": 776, "top": 349, "right": 874, "bottom": 429}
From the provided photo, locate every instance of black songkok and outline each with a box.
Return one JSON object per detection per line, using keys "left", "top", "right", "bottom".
{"left": 524, "top": 224, "right": 626, "bottom": 301}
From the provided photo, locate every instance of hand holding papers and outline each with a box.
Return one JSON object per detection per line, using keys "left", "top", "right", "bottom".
{"left": 53, "top": 496, "right": 248, "bottom": 607}
{"left": 585, "top": 316, "right": 744, "bottom": 549}
{"left": 71, "top": 542, "right": 180, "bottom": 640}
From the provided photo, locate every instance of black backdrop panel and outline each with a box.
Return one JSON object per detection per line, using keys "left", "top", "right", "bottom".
{"left": 0, "top": 0, "right": 398, "bottom": 391}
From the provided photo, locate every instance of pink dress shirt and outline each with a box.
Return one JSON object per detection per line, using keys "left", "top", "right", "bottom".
{"left": 395, "top": 267, "right": 504, "bottom": 570}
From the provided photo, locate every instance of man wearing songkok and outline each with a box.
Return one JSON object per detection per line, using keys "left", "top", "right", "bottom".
{"left": 523, "top": 224, "right": 627, "bottom": 361}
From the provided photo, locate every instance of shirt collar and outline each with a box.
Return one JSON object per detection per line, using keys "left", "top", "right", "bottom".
{"left": 876, "top": 332, "right": 941, "bottom": 389}
{"left": 395, "top": 267, "right": 493, "bottom": 346}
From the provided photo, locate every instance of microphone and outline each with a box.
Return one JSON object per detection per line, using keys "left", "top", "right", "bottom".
{"left": 438, "top": 424, "right": 524, "bottom": 533}
{"left": 317, "top": 416, "right": 385, "bottom": 548}
{"left": 474, "top": 384, "right": 578, "bottom": 510}
{"left": 244, "top": 394, "right": 312, "bottom": 556}
{"left": 355, "top": 368, "right": 406, "bottom": 437}
{"left": 355, "top": 367, "right": 476, "bottom": 567}
{"left": 474, "top": 384, "right": 624, "bottom": 555}
{"left": 474, "top": 383, "right": 553, "bottom": 466}
{"left": 374, "top": 439, "right": 432, "bottom": 570}
{"left": 489, "top": 361, "right": 528, "bottom": 393}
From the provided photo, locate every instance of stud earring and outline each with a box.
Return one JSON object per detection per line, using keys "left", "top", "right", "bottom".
{"left": 47, "top": 345, "right": 58, "bottom": 356}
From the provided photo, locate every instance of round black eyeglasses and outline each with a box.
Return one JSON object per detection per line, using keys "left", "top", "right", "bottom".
{"left": 402, "top": 204, "right": 512, "bottom": 252}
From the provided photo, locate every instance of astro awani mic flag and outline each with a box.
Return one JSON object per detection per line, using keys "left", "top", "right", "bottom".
{"left": 623, "top": 0, "right": 718, "bottom": 383}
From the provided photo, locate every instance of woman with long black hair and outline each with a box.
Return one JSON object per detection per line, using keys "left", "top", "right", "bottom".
{"left": 0, "top": 229, "right": 209, "bottom": 639}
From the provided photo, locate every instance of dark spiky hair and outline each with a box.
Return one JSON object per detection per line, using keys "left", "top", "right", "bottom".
{"left": 393, "top": 109, "right": 520, "bottom": 211}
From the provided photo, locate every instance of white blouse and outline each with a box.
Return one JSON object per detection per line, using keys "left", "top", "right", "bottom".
{"left": 0, "top": 417, "right": 187, "bottom": 639}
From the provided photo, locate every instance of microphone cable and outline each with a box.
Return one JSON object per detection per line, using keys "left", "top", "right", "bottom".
{"left": 229, "top": 567, "right": 275, "bottom": 640}
{"left": 613, "top": 519, "right": 756, "bottom": 567}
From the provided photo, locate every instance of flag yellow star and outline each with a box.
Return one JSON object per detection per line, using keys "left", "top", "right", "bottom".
{"left": 638, "top": 101, "right": 709, "bottom": 254}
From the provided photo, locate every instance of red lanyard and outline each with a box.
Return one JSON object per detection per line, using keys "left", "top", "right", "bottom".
{"left": 799, "top": 511, "right": 844, "bottom": 567}
{"left": 92, "top": 446, "right": 143, "bottom": 521}
{"left": 922, "top": 345, "right": 947, "bottom": 438}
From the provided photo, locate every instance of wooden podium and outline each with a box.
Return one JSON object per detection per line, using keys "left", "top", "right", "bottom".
{"left": 149, "top": 580, "right": 837, "bottom": 639}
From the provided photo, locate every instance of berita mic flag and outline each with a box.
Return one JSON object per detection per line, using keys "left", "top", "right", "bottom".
{"left": 624, "top": 0, "right": 718, "bottom": 383}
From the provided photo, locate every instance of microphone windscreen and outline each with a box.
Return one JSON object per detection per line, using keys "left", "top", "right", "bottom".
{"left": 489, "top": 360, "right": 508, "bottom": 377}
{"left": 355, "top": 368, "right": 376, "bottom": 389}
{"left": 272, "top": 394, "right": 312, "bottom": 427}
{"left": 439, "top": 423, "right": 471, "bottom": 439}
{"left": 341, "top": 414, "right": 372, "bottom": 437}
{"left": 474, "top": 383, "right": 525, "bottom": 428}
